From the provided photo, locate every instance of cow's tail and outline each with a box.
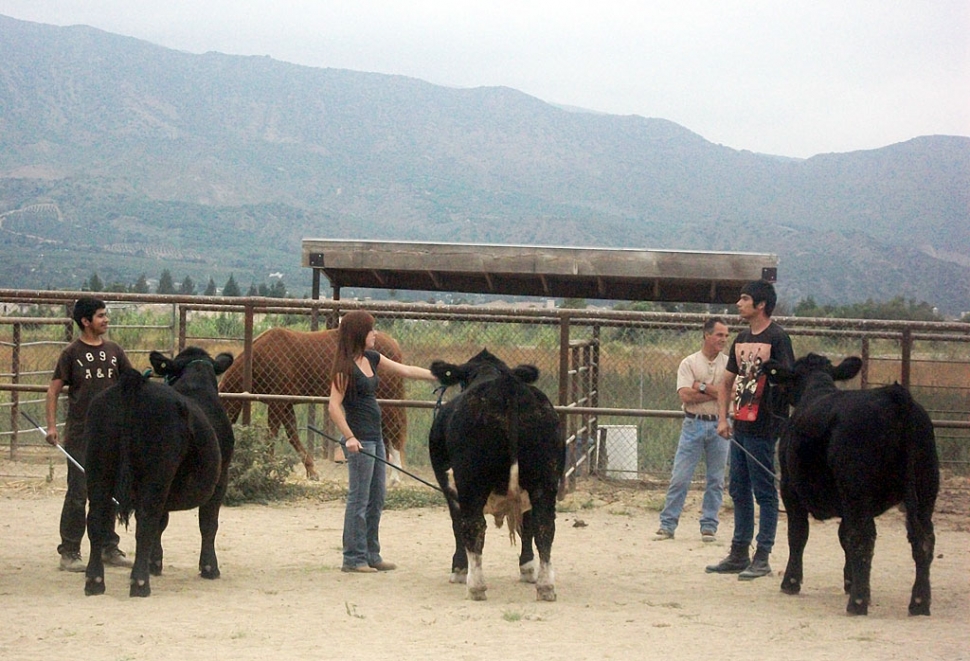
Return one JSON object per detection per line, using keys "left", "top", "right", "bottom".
{"left": 113, "top": 367, "right": 147, "bottom": 526}
{"left": 896, "top": 387, "right": 939, "bottom": 533}
{"left": 503, "top": 377, "right": 524, "bottom": 545}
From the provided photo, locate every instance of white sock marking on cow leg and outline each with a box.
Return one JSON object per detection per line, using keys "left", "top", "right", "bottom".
{"left": 536, "top": 560, "right": 556, "bottom": 601}
{"left": 466, "top": 551, "right": 487, "bottom": 600}
{"left": 519, "top": 559, "right": 538, "bottom": 583}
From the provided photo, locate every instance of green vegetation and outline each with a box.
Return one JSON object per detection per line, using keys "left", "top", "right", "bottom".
{"left": 224, "top": 425, "right": 299, "bottom": 505}
{"left": 794, "top": 296, "right": 943, "bottom": 321}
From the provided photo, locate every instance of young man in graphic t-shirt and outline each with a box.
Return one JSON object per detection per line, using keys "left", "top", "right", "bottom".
{"left": 706, "top": 280, "right": 794, "bottom": 580}
{"left": 45, "top": 297, "right": 133, "bottom": 572}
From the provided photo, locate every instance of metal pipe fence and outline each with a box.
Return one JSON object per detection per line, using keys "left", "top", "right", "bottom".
{"left": 2, "top": 289, "right": 969, "bottom": 482}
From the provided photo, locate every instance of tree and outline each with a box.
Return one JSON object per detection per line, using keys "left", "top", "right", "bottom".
{"left": 86, "top": 272, "right": 104, "bottom": 292}
{"left": 131, "top": 273, "right": 150, "bottom": 294}
{"left": 178, "top": 276, "right": 196, "bottom": 296}
{"left": 203, "top": 277, "right": 217, "bottom": 296}
{"left": 246, "top": 282, "right": 259, "bottom": 297}
{"left": 106, "top": 281, "right": 128, "bottom": 293}
{"left": 794, "top": 296, "right": 942, "bottom": 321}
{"left": 222, "top": 274, "right": 241, "bottom": 297}
{"left": 269, "top": 279, "right": 287, "bottom": 298}
{"left": 157, "top": 269, "right": 176, "bottom": 294}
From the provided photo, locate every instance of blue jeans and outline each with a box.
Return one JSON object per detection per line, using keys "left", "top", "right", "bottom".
{"left": 728, "top": 429, "right": 779, "bottom": 553}
{"left": 342, "top": 437, "right": 386, "bottom": 568}
{"left": 658, "top": 418, "right": 729, "bottom": 533}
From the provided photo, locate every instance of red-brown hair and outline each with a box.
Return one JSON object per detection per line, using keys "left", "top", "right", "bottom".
{"left": 330, "top": 310, "right": 376, "bottom": 399}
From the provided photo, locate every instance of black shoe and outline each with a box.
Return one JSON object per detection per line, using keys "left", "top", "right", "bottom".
{"left": 738, "top": 549, "right": 771, "bottom": 581}
{"left": 705, "top": 543, "right": 750, "bottom": 574}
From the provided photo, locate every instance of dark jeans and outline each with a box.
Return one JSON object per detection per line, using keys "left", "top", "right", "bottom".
{"left": 728, "top": 429, "right": 779, "bottom": 553}
{"left": 57, "top": 426, "right": 120, "bottom": 555}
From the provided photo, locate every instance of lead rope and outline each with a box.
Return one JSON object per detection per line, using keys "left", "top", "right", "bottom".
{"left": 432, "top": 384, "right": 449, "bottom": 422}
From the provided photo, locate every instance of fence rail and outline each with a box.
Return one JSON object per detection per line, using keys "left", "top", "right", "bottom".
{"left": 2, "top": 289, "right": 969, "bottom": 481}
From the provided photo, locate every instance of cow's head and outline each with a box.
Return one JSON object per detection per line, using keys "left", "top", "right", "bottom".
{"left": 764, "top": 352, "right": 862, "bottom": 406}
{"left": 150, "top": 346, "right": 234, "bottom": 385}
{"left": 431, "top": 348, "right": 539, "bottom": 391}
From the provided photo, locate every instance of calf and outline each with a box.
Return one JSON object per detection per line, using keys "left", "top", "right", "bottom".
{"left": 83, "top": 347, "right": 234, "bottom": 597}
{"left": 766, "top": 353, "right": 939, "bottom": 616}
{"left": 429, "top": 349, "right": 564, "bottom": 601}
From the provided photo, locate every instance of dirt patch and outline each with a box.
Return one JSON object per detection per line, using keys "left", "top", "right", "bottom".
{"left": 1, "top": 455, "right": 968, "bottom": 661}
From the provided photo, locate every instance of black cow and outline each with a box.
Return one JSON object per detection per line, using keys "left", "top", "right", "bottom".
{"left": 83, "top": 347, "right": 235, "bottom": 597}
{"left": 765, "top": 353, "right": 939, "bottom": 616}
{"left": 429, "top": 349, "right": 564, "bottom": 601}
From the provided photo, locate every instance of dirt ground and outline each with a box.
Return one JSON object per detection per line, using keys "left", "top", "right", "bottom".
{"left": 1, "top": 453, "right": 968, "bottom": 661}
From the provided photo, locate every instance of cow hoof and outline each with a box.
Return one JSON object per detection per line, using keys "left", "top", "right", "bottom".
{"left": 536, "top": 585, "right": 557, "bottom": 602}
{"left": 467, "top": 587, "right": 487, "bottom": 601}
{"left": 781, "top": 577, "right": 801, "bottom": 595}
{"left": 201, "top": 565, "right": 221, "bottom": 580}
{"left": 307, "top": 471, "right": 320, "bottom": 482}
{"left": 130, "top": 579, "right": 151, "bottom": 598}
{"left": 909, "top": 599, "right": 930, "bottom": 616}
{"left": 84, "top": 577, "right": 105, "bottom": 596}
{"left": 519, "top": 561, "right": 538, "bottom": 583}
{"left": 846, "top": 599, "right": 868, "bottom": 616}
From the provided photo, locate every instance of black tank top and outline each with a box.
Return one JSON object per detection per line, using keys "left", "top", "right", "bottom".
{"left": 342, "top": 350, "right": 382, "bottom": 441}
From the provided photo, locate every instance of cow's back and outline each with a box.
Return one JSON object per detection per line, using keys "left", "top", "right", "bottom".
{"left": 785, "top": 383, "right": 937, "bottom": 520}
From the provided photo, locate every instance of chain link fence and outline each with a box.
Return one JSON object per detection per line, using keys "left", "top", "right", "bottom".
{"left": 2, "top": 290, "right": 969, "bottom": 487}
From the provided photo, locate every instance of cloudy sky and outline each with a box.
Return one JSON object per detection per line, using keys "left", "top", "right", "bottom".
{"left": 1, "top": 0, "right": 967, "bottom": 158}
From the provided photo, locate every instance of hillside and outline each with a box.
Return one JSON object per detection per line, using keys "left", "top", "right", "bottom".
{"left": 1, "top": 15, "right": 968, "bottom": 312}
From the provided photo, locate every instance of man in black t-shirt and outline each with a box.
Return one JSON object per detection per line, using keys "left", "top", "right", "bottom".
{"left": 707, "top": 281, "right": 794, "bottom": 580}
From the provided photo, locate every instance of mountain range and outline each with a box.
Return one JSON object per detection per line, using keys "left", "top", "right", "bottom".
{"left": 1, "top": 14, "right": 969, "bottom": 314}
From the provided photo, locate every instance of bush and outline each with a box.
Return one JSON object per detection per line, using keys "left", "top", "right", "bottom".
{"left": 225, "top": 425, "right": 299, "bottom": 505}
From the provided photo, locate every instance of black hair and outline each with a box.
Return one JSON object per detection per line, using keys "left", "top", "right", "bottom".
{"left": 740, "top": 280, "right": 777, "bottom": 317}
{"left": 72, "top": 297, "right": 106, "bottom": 329}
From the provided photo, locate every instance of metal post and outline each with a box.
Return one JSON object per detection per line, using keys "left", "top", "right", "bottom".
{"left": 900, "top": 328, "right": 912, "bottom": 389}
{"left": 557, "top": 315, "right": 570, "bottom": 498}
{"left": 10, "top": 322, "right": 21, "bottom": 459}
{"left": 178, "top": 305, "right": 187, "bottom": 353}
{"left": 242, "top": 302, "right": 255, "bottom": 426}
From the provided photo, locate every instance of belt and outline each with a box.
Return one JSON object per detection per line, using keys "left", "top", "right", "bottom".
{"left": 684, "top": 412, "right": 717, "bottom": 422}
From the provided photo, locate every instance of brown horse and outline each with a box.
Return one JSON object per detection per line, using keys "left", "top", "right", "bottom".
{"left": 219, "top": 328, "right": 408, "bottom": 481}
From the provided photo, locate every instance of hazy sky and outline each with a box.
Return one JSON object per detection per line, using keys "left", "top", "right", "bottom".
{"left": 1, "top": 1, "right": 967, "bottom": 158}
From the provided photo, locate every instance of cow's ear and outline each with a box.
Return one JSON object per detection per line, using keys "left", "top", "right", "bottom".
{"left": 764, "top": 360, "right": 793, "bottom": 383}
{"left": 213, "top": 352, "right": 234, "bottom": 375}
{"left": 431, "top": 360, "right": 462, "bottom": 386}
{"left": 149, "top": 350, "right": 171, "bottom": 375}
{"left": 512, "top": 365, "right": 539, "bottom": 384}
{"left": 832, "top": 357, "right": 863, "bottom": 381}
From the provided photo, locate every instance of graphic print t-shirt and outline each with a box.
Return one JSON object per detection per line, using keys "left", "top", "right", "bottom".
{"left": 725, "top": 323, "right": 794, "bottom": 436}
{"left": 52, "top": 338, "right": 131, "bottom": 436}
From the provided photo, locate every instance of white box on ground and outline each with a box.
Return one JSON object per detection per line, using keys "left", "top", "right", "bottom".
{"left": 598, "top": 424, "right": 638, "bottom": 479}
